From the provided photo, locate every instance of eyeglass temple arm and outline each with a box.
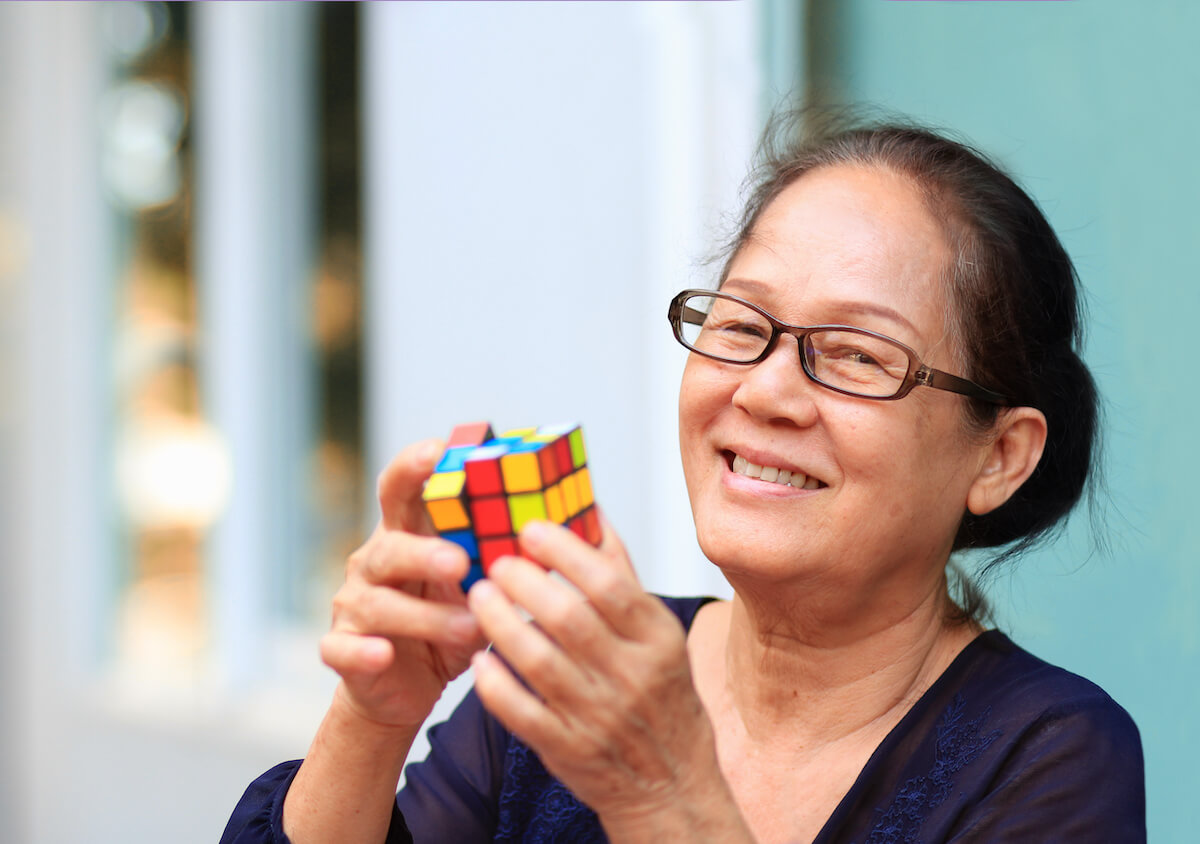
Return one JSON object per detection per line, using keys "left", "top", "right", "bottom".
{"left": 678, "top": 303, "right": 708, "bottom": 326}
{"left": 916, "top": 366, "right": 1011, "bottom": 406}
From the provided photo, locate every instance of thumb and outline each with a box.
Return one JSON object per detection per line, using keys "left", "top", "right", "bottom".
{"left": 377, "top": 438, "right": 445, "bottom": 532}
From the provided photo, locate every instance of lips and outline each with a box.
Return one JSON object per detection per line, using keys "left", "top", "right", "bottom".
{"left": 729, "top": 452, "right": 824, "bottom": 490}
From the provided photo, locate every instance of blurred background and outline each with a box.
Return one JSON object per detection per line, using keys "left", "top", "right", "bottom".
{"left": 0, "top": 2, "right": 1195, "bottom": 842}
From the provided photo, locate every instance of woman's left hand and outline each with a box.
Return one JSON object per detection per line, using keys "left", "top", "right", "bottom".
{"left": 466, "top": 515, "right": 749, "bottom": 839}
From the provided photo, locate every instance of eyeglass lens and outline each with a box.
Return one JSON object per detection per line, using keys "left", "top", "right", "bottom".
{"left": 676, "top": 293, "right": 912, "bottom": 399}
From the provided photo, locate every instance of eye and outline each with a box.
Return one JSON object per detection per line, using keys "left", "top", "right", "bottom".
{"left": 848, "top": 350, "right": 874, "bottom": 364}
{"left": 716, "top": 317, "right": 769, "bottom": 339}
{"left": 807, "top": 330, "right": 911, "bottom": 394}
{"left": 824, "top": 345, "right": 884, "bottom": 368}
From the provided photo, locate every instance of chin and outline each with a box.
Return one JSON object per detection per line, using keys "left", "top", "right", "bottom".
{"left": 696, "top": 525, "right": 810, "bottom": 583}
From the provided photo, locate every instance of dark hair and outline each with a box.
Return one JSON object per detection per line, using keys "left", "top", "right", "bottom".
{"left": 721, "top": 110, "right": 1102, "bottom": 601}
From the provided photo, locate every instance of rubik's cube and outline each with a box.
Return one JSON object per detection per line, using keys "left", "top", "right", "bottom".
{"left": 422, "top": 422, "right": 602, "bottom": 589}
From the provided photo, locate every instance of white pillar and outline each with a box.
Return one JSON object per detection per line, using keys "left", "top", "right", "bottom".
{"left": 193, "top": 1, "right": 317, "bottom": 689}
{"left": 0, "top": 4, "right": 114, "bottom": 840}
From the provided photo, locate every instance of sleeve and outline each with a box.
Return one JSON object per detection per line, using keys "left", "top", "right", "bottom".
{"left": 394, "top": 687, "right": 512, "bottom": 842}
{"left": 218, "top": 760, "right": 413, "bottom": 844}
{"left": 948, "top": 695, "right": 1146, "bottom": 843}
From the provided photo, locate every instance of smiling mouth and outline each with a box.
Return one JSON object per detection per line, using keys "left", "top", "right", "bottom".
{"left": 729, "top": 452, "right": 825, "bottom": 490}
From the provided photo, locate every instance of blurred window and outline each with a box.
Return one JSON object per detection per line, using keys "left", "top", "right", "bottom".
{"left": 104, "top": 2, "right": 362, "bottom": 693}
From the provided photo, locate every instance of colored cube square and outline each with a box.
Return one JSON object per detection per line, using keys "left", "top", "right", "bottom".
{"left": 421, "top": 421, "right": 601, "bottom": 589}
{"left": 424, "top": 469, "right": 466, "bottom": 499}
{"left": 500, "top": 448, "right": 543, "bottom": 493}
{"left": 581, "top": 506, "right": 602, "bottom": 544}
{"left": 464, "top": 445, "right": 507, "bottom": 496}
{"left": 461, "top": 563, "right": 485, "bottom": 590}
{"left": 536, "top": 445, "right": 563, "bottom": 485}
{"left": 425, "top": 497, "right": 470, "bottom": 532}
{"left": 544, "top": 482, "right": 566, "bottom": 524}
{"left": 576, "top": 467, "right": 594, "bottom": 508}
{"left": 567, "top": 514, "right": 586, "bottom": 541}
{"left": 568, "top": 427, "right": 587, "bottom": 468}
{"left": 442, "top": 529, "right": 478, "bottom": 560}
{"left": 447, "top": 421, "right": 495, "bottom": 447}
{"left": 470, "top": 495, "right": 512, "bottom": 537}
{"left": 508, "top": 491, "right": 548, "bottom": 532}
{"left": 422, "top": 470, "right": 470, "bottom": 532}
{"left": 499, "top": 426, "right": 538, "bottom": 439}
{"left": 562, "top": 471, "right": 581, "bottom": 517}
{"left": 552, "top": 438, "right": 573, "bottom": 478}
{"left": 480, "top": 536, "right": 519, "bottom": 569}
{"left": 435, "top": 445, "right": 475, "bottom": 473}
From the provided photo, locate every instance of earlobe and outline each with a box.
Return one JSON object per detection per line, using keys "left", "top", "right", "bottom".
{"left": 966, "top": 407, "right": 1048, "bottom": 516}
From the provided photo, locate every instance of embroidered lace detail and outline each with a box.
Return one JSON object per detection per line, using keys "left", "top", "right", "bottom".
{"left": 863, "top": 694, "right": 1002, "bottom": 844}
{"left": 495, "top": 739, "right": 606, "bottom": 843}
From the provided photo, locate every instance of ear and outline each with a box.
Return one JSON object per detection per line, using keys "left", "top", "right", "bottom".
{"left": 966, "top": 407, "right": 1048, "bottom": 516}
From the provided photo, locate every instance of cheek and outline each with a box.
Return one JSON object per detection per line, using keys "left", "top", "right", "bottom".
{"left": 678, "top": 358, "right": 733, "bottom": 432}
{"left": 833, "top": 403, "right": 955, "bottom": 497}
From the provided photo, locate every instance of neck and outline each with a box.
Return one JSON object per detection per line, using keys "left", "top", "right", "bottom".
{"left": 713, "top": 573, "right": 978, "bottom": 746}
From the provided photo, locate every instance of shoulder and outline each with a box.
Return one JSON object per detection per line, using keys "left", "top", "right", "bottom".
{"left": 925, "top": 632, "right": 1146, "bottom": 840}
{"left": 962, "top": 631, "right": 1140, "bottom": 740}
{"left": 826, "top": 631, "right": 1145, "bottom": 842}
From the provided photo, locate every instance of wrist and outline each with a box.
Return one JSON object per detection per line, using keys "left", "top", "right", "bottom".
{"left": 328, "top": 683, "right": 428, "bottom": 744}
{"left": 597, "top": 765, "right": 755, "bottom": 844}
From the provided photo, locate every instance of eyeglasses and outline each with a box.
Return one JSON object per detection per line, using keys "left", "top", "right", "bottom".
{"left": 668, "top": 289, "right": 1009, "bottom": 404}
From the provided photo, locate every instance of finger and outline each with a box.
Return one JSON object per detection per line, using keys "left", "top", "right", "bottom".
{"left": 486, "top": 555, "right": 617, "bottom": 667}
{"left": 376, "top": 438, "right": 445, "bottom": 532}
{"left": 467, "top": 578, "right": 591, "bottom": 704}
{"left": 518, "top": 520, "right": 662, "bottom": 642}
{"left": 471, "top": 649, "right": 569, "bottom": 752}
{"left": 595, "top": 508, "right": 637, "bottom": 578}
{"left": 320, "top": 630, "right": 394, "bottom": 677}
{"left": 351, "top": 529, "right": 470, "bottom": 590}
{"left": 334, "top": 582, "right": 480, "bottom": 645}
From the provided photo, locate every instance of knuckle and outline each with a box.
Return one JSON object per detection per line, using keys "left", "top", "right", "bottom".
{"left": 346, "top": 544, "right": 375, "bottom": 580}
{"left": 318, "top": 633, "right": 341, "bottom": 667}
{"left": 541, "top": 598, "right": 584, "bottom": 633}
{"left": 595, "top": 572, "right": 639, "bottom": 612}
{"left": 329, "top": 583, "right": 359, "bottom": 622}
{"left": 354, "top": 588, "right": 386, "bottom": 631}
{"left": 523, "top": 646, "right": 557, "bottom": 682}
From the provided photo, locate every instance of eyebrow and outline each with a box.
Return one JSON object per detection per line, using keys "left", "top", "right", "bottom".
{"left": 722, "top": 278, "right": 920, "bottom": 338}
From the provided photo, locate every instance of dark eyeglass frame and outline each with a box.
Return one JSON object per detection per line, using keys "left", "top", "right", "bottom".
{"left": 668, "top": 289, "right": 1010, "bottom": 405}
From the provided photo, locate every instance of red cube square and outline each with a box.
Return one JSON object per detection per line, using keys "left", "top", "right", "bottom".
{"left": 480, "top": 536, "right": 519, "bottom": 570}
{"left": 471, "top": 495, "right": 512, "bottom": 537}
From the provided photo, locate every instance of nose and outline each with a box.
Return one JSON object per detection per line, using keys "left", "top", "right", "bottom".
{"left": 730, "top": 333, "right": 821, "bottom": 426}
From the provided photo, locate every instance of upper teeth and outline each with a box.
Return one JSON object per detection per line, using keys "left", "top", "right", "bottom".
{"left": 732, "top": 454, "right": 821, "bottom": 489}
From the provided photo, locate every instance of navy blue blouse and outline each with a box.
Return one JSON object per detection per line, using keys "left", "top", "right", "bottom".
{"left": 222, "top": 596, "right": 1145, "bottom": 843}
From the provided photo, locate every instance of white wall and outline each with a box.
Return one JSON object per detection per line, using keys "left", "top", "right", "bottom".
{"left": 365, "top": 1, "right": 761, "bottom": 601}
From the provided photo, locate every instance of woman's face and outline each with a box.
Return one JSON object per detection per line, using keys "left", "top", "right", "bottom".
{"left": 679, "top": 164, "right": 991, "bottom": 610}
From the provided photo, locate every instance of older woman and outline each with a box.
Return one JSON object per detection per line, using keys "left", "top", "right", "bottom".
{"left": 224, "top": 119, "right": 1144, "bottom": 843}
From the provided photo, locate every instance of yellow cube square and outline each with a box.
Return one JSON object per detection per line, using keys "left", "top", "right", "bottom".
{"left": 500, "top": 451, "right": 542, "bottom": 493}
{"left": 544, "top": 482, "right": 566, "bottom": 524}
{"left": 562, "top": 471, "right": 581, "bottom": 517}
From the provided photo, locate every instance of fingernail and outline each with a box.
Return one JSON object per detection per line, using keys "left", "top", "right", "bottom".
{"left": 521, "top": 520, "right": 548, "bottom": 546}
{"left": 469, "top": 579, "right": 496, "bottom": 602}
{"left": 487, "top": 557, "right": 510, "bottom": 578}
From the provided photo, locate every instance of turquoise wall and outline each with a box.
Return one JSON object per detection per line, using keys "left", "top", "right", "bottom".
{"left": 804, "top": 1, "right": 1199, "bottom": 838}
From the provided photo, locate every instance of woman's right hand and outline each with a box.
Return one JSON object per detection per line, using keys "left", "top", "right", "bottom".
{"left": 319, "top": 438, "right": 487, "bottom": 730}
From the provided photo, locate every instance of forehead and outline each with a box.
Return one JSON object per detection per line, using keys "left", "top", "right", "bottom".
{"left": 728, "top": 164, "right": 954, "bottom": 344}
